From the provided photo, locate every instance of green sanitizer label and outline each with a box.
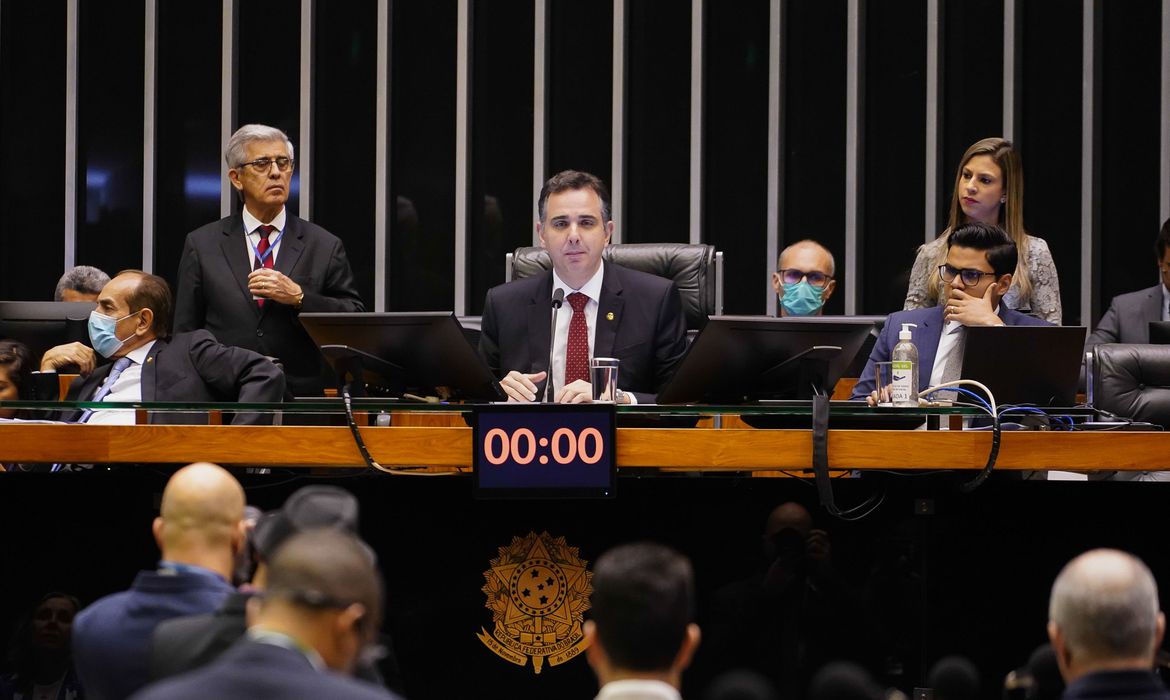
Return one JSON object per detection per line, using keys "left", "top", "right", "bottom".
{"left": 890, "top": 361, "right": 914, "bottom": 403}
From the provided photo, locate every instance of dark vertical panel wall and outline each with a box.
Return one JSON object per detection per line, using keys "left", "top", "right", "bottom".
{"left": 784, "top": 0, "right": 847, "bottom": 315}
{"left": 314, "top": 0, "right": 377, "bottom": 307}
{"left": 862, "top": 0, "right": 927, "bottom": 315}
{"left": 624, "top": 0, "right": 690, "bottom": 243}
{"left": 1098, "top": 0, "right": 1162, "bottom": 315}
{"left": 237, "top": 0, "right": 300, "bottom": 216}
{"left": 939, "top": 0, "right": 1003, "bottom": 226}
{"left": 0, "top": 3, "right": 65, "bottom": 299}
{"left": 1019, "top": 0, "right": 1081, "bottom": 325}
{"left": 155, "top": 1, "right": 221, "bottom": 289}
{"left": 703, "top": 0, "right": 769, "bottom": 314}
{"left": 468, "top": 0, "right": 534, "bottom": 314}
{"left": 76, "top": 1, "right": 145, "bottom": 276}
{"left": 546, "top": 0, "right": 612, "bottom": 180}
{"left": 389, "top": 0, "right": 457, "bottom": 312}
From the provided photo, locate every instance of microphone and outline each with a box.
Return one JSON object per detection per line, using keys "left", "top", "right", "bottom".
{"left": 545, "top": 288, "right": 565, "bottom": 402}
{"left": 926, "top": 656, "right": 979, "bottom": 700}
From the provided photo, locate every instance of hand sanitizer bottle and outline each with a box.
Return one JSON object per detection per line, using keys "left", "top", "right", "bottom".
{"left": 891, "top": 323, "right": 918, "bottom": 407}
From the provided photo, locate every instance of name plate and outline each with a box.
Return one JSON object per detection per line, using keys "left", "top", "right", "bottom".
{"left": 473, "top": 404, "right": 616, "bottom": 499}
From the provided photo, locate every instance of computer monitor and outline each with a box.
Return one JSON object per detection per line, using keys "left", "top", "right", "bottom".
{"left": 298, "top": 312, "right": 505, "bottom": 401}
{"left": 656, "top": 315, "right": 878, "bottom": 404}
{"left": 959, "top": 325, "right": 1087, "bottom": 405}
{"left": 0, "top": 301, "right": 96, "bottom": 362}
{"left": 1149, "top": 321, "right": 1170, "bottom": 345}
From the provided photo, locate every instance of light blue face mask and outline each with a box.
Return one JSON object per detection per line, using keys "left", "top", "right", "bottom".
{"left": 780, "top": 280, "right": 827, "bottom": 316}
{"left": 88, "top": 310, "right": 140, "bottom": 358}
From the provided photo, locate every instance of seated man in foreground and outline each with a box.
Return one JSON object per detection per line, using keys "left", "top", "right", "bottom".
{"left": 39, "top": 270, "right": 285, "bottom": 424}
{"left": 852, "top": 222, "right": 1050, "bottom": 404}
{"left": 478, "top": 170, "right": 687, "bottom": 404}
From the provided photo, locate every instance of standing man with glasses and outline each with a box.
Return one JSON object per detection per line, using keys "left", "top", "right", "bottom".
{"left": 175, "top": 124, "right": 364, "bottom": 397}
{"left": 771, "top": 240, "right": 837, "bottom": 317}
{"left": 851, "top": 221, "right": 1050, "bottom": 403}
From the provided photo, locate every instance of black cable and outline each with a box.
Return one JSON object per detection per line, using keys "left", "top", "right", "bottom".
{"left": 959, "top": 413, "right": 1001, "bottom": 492}
{"left": 342, "top": 383, "right": 386, "bottom": 472}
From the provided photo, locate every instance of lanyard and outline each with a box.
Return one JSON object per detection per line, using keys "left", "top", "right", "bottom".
{"left": 249, "top": 227, "right": 285, "bottom": 266}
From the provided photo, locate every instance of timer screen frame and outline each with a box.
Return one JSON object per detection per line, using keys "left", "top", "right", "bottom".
{"left": 473, "top": 404, "right": 617, "bottom": 499}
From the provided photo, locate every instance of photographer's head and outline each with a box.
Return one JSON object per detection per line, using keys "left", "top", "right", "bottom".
{"left": 584, "top": 542, "right": 700, "bottom": 690}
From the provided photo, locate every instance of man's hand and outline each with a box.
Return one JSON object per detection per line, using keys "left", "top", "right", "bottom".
{"left": 944, "top": 284, "right": 1004, "bottom": 327}
{"left": 555, "top": 379, "right": 593, "bottom": 404}
{"left": 247, "top": 269, "right": 303, "bottom": 306}
{"left": 500, "top": 370, "right": 546, "bottom": 402}
{"left": 40, "top": 342, "right": 96, "bottom": 375}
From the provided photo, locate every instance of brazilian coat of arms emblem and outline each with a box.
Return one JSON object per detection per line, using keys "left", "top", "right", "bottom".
{"left": 477, "top": 531, "right": 592, "bottom": 674}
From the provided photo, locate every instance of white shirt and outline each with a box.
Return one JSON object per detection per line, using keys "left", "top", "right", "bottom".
{"left": 549, "top": 262, "right": 605, "bottom": 397}
{"left": 1161, "top": 283, "right": 1169, "bottom": 322}
{"left": 86, "top": 340, "right": 157, "bottom": 425}
{"left": 242, "top": 206, "right": 287, "bottom": 268}
{"left": 595, "top": 679, "right": 682, "bottom": 700}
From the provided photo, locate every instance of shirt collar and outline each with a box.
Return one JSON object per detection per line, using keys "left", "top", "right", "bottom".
{"left": 552, "top": 260, "right": 605, "bottom": 303}
{"left": 122, "top": 339, "right": 157, "bottom": 367}
{"left": 247, "top": 628, "right": 328, "bottom": 673}
{"left": 242, "top": 206, "right": 287, "bottom": 236}
{"left": 595, "top": 679, "right": 681, "bottom": 700}
{"left": 1161, "top": 282, "right": 1170, "bottom": 309}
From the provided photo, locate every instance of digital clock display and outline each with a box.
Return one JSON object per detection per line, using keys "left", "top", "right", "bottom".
{"left": 473, "top": 404, "right": 616, "bottom": 499}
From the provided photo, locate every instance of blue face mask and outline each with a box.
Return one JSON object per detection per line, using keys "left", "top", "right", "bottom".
{"left": 88, "top": 310, "right": 140, "bottom": 358}
{"left": 780, "top": 281, "right": 827, "bottom": 316}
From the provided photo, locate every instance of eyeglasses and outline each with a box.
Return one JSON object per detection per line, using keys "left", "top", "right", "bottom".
{"left": 238, "top": 156, "right": 295, "bottom": 173}
{"left": 938, "top": 263, "right": 997, "bottom": 286}
{"left": 777, "top": 269, "right": 832, "bottom": 289}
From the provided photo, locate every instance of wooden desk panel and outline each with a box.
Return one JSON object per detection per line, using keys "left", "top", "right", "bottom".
{"left": 1, "top": 423, "right": 1166, "bottom": 471}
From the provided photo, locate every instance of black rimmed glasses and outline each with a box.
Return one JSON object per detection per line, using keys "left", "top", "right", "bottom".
{"left": 239, "top": 156, "right": 295, "bottom": 173}
{"left": 777, "top": 268, "right": 832, "bottom": 289}
{"left": 938, "top": 263, "right": 996, "bottom": 286}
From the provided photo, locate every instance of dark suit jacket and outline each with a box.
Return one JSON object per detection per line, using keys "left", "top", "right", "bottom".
{"left": 72, "top": 567, "right": 234, "bottom": 700}
{"left": 1087, "top": 284, "right": 1164, "bottom": 348}
{"left": 174, "top": 213, "right": 364, "bottom": 396}
{"left": 64, "top": 330, "right": 285, "bottom": 425}
{"left": 852, "top": 305, "right": 1052, "bottom": 399}
{"left": 478, "top": 264, "right": 688, "bottom": 403}
{"left": 1062, "top": 669, "right": 1170, "bottom": 700}
{"left": 130, "top": 639, "right": 401, "bottom": 700}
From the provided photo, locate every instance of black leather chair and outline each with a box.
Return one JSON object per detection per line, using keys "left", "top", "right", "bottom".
{"left": 505, "top": 243, "right": 723, "bottom": 333}
{"left": 1089, "top": 343, "right": 1170, "bottom": 428}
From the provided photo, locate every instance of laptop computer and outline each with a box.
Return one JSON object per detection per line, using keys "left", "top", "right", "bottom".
{"left": 959, "top": 325, "right": 1087, "bottom": 405}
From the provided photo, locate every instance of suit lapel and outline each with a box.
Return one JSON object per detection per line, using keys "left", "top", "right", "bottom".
{"left": 273, "top": 216, "right": 306, "bottom": 278}
{"left": 915, "top": 307, "right": 945, "bottom": 389}
{"left": 139, "top": 341, "right": 165, "bottom": 402}
{"left": 527, "top": 274, "right": 555, "bottom": 376}
{"left": 594, "top": 266, "right": 624, "bottom": 358}
{"left": 1140, "top": 286, "right": 1163, "bottom": 342}
{"left": 219, "top": 214, "right": 261, "bottom": 318}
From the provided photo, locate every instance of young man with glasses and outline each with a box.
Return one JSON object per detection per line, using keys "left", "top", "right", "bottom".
{"left": 851, "top": 221, "right": 1050, "bottom": 403}
{"left": 174, "top": 124, "right": 364, "bottom": 397}
{"left": 771, "top": 240, "right": 837, "bottom": 317}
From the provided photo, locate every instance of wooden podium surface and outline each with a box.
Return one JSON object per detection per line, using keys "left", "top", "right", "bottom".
{"left": 1, "top": 422, "right": 1166, "bottom": 471}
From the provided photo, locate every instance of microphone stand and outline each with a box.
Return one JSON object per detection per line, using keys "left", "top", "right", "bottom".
{"left": 545, "top": 288, "right": 565, "bottom": 403}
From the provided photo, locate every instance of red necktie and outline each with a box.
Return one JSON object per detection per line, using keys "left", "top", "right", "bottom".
{"left": 564, "top": 292, "right": 590, "bottom": 386}
{"left": 254, "top": 225, "right": 275, "bottom": 307}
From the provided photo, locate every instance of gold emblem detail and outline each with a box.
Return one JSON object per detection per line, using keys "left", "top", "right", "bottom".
{"left": 477, "top": 531, "right": 592, "bottom": 674}
{"left": 605, "top": 312, "right": 614, "bottom": 321}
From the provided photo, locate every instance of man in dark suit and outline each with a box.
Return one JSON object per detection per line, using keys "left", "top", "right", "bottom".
{"left": 72, "top": 462, "right": 246, "bottom": 700}
{"left": 130, "top": 530, "right": 401, "bottom": 700}
{"left": 1047, "top": 549, "right": 1170, "bottom": 700}
{"left": 584, "top": 542, "right": 701, "bottom": 700}
{"left": 1087, "top": 219, "right": 1170, "bottom": 348}
{"left": 39, "top": 270, "right": 284, "bottom": 425}
{"left": 478, "top": 170, "right": 687, "bottom": 404}
{"left": 174, "top": 124, "right": 364, "bottom": 397}
{"left": 853, "top": 222, "right": 1051, "bottom": 402}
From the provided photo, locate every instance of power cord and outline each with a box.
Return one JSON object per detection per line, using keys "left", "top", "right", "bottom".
{"left": 918, "top": 379, "right": 999, "bottom": 492}
{"left": 340, "top": 384, "right": 460, "bottom": 476}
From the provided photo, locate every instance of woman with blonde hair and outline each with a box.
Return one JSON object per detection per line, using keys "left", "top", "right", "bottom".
{"left": 903, "top": 137, "right": 1062, "bottom": 323}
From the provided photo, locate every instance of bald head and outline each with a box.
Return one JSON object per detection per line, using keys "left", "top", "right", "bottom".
{"left": 153, "top": 463, "right": 246, "bottom": 574}
{"left": 765, "top": 502, "right": 813, "bottom": 539}
{"left": 778, "top": 240, "right": 836, "bottom": 278}
{"left": 1048, "top": 549, "right": 1164, "bottom": 679}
